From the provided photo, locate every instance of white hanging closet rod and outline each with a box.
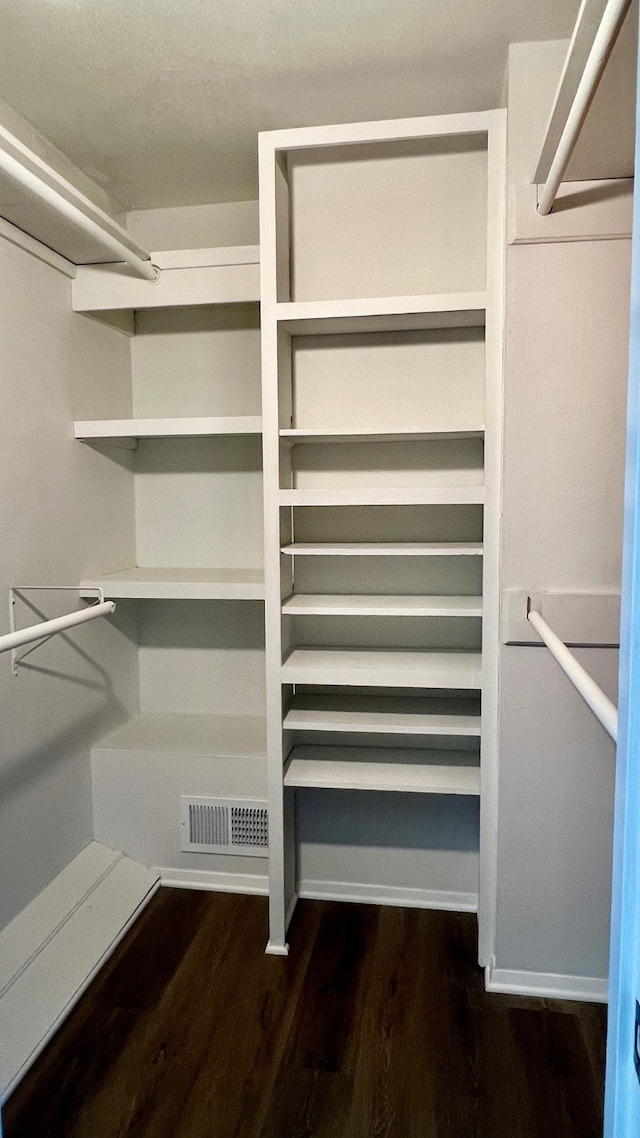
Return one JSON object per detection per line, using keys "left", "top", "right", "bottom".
{"left": 537, "top": 0, "right": 633, "bottom": 216}
{"left": 0, "top": 145, "right": 159, "bottom": 281}
{"left": 527, "top": 605, "right": 618, "bottom": 741}
{"left": 4, "top": 587, "right": 115, "bottom": 676}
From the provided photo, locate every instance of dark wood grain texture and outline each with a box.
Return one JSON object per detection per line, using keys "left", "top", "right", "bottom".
{"left": 3, "top": 890, "right": 606, "bottom": 1138}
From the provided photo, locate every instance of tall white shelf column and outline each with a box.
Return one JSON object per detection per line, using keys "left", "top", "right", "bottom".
{"left": 259, "top": 111, "right": 506, "bottom": 958}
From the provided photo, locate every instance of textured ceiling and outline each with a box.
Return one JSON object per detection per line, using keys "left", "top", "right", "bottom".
{"left": 0, "top": 0, "right": 580, "bottom": 209}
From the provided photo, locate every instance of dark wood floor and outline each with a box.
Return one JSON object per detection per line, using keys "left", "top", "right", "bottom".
{"left": 4, "top": 889, "right": 606, "bottom": 1138}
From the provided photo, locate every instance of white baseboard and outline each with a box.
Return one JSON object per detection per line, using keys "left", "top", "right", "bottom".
{"left": 485, "top": 961, "right": 608, "bottom": 1003}
{"left": 157, "top": 866, "right": 268, "bottom": 895}
{"left": 298, "top": 878, "right": 478, "bottom": 912}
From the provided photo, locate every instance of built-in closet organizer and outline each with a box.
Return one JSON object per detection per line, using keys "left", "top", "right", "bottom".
{"left": 71, "top": 250, "right": 270, "bottom": 878}
{"left": 260, "top": 112, "right": 506, "bottom": 956}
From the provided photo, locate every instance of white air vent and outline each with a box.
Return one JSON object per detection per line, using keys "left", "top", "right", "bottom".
{"left": 180, "top": 796, "right": 269, "bottom": 856}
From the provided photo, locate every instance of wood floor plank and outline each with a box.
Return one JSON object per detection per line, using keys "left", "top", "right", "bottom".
{"left": 3, "top": 890, "right": 607, "bottom": 1138}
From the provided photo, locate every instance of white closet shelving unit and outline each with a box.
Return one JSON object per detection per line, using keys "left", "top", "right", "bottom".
{"left": 72, "top": 246, "right": 268, "bottom": 775}
{"left": 259, "top": 111, "right": 506, "bottom": 956}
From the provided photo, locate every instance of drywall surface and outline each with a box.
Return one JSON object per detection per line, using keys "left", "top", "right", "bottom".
{"left": 0, "top": 235, "right": 138, "bottom": 931}
{"left": 494, "top": 45, "right": 629, "bottom": 985}
{"left": 126, "top": 201, "right": 259, "bottom": 251}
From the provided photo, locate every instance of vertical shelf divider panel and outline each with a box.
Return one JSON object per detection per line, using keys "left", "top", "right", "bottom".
{"left": 259, "top": 111, "right": 506, "bottom": 958}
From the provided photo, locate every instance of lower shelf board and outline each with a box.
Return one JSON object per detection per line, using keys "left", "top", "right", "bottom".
{"left": 284, "top": 693, "right": 482, "bottom": 736}
{"left": 281, "top": 593, "right": 482, "bottom": 617}
{"left": 94, "top": 711, "right": 267, "bottom": 759}
{"left": 281, "top": 648, "right": 482, "bottom": 689}
{"left": 80, "top": 566, "right": 265, "bottom": 600}
{"left": 284, "top": 745, "right": 481, "bottom": 795}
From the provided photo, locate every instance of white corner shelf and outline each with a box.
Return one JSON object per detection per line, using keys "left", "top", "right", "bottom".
{"left": 284, "top": 745, "right": 481, "bottom": 795}
{"left": 281, "top": 542, "right": 484, "bottom": 557}
{"left": 80, "top": 567, "right": 265, "bottom": 601}
{"left": 279, "top": 427, "right": 484, "bottom": 445}
{"left": 275, "top": 293, "right": 487, "bottom": 335}
{"left": 72, "top": 244, "right": 260, "bottom": 314}
{"left": 74, "top": 416, "right": 262, "bottom": 444}
{"left": 281, "top": 594, "right": 482, "bottom": 618}
{"left": 278, "top": 487, "right": 485, "bottom": 507}
{"left": 281, "top": 648, "right": 482, "bottom": 689}
{"left": 95, "top": 711, "right": 267, "bottom": 758}
{"left": 284, "top": 693, "right": 482, "bottom": 737}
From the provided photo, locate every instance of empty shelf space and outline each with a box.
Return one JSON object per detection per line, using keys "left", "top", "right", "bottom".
{"left": 281, "top": 648, "right": 482, "bottom": 688}
{"left": 279, "top": 427, "right": 483, "bottom": 445}
{"left": 94, "top": 711, "right": 267, "bottom": 759}
{"left": 276, "top": 293, "right": 487, "bottom": 335}
{"left": 284, "top": 745, "right": 481, "bottom": 795}
{"left": 284, "top": 693, "right": 482, "bottom": 736}
{"left": 282, "top": 594, "right": 482, "bottom": 617}
{"left": 279, "top": 488, "right": 485, "bottom": 507}
{"left": 74, "top": 416, "right": 262, "bottom": 442}
{"left": 281, "top": 541, "right": 483, "bottom": 557}
{"left": 80, "top": 567, "right": 265, "bottom": 600}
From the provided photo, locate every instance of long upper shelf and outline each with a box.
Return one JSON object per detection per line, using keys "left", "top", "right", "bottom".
{"left": 80, "top": 567, "right": 265, "bottom": 601}
{"left": 275, "top": 293, "right": 487, "bottom": 335}
{"left": 74, "top": 416, "right": 262, "bottom": 445}
{"left": 72, "top": 244, "right": 260, "bottom": 314}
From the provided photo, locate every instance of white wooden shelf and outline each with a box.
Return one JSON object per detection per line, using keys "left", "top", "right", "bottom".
{"left": 281, "top": 542, "right": 484, "bottom": 557}
{"left": 278, "top": 487, "right": 485, "bottom": 507}
{"left": 281, "top": 594, "right": 482, "bottom": 617}
{"left": 80, "top": 567, "right": 265, "bottom": 600}
{"left": 95, "top": 711, "right": 267, "bottom": 758}
{"left": 275, "top": 293, "right": 487, "bottom": 335}
{"left": 74, "top": 416, "right": 262, "bottom": 444}
{"left": 279, "top": 427, "right": 484, "bottom": 445}
{"left": 284, "top": 745, "right": 481, "bottom": 795}
{"left": 72, "top": 245, "right": 260, "bottom": 314}
{"left": 281, "top": 648, "right": 482, "bottom": 688}
{"left": 284, "top": 693, "right": 482, "bottom": 737}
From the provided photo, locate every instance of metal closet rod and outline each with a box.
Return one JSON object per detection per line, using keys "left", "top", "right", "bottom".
{"left": 527, "top": 605, "right": 618, "bottom": 742}
{"left": 0, "top": 600, "right": 116, "bottom": 655}
{"left": 0, "top": 146, "right": 159, "bottom": 281}
{"left": 538, "top": 0, "right": 632, "bottom": 216}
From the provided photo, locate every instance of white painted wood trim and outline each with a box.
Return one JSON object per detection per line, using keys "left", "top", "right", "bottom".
{"left": 281, "top": 542, "right": 484, "bottom": 557}
{"left": 151, "top": 245, "right": 260, "bottom": 270}
{"left": 72, "top": 259, "right": 260, "bottom": 313}
{"left": 299, "top": 879, "right": 478, "bottom": 912}
{"left": 509, "top": 180, "right": 632, "bottom": 245}
{"left": 0, "top": 843, "right": 159, "bottom": 1099}
{"left": 278, "top": 488, "right": 485, "bottom": 506}
{"left": 477, "top": 108, "right": 507, "bottom": 970}
{"left": 485, "top": 961, "right": 608, "bottom": 1003}
{"left": 259, "top": 108, "right": 503, "bottom": 152}
{"left": 157, "top": 867, "right": 268, "bottom": 894}
{"left": 281, "top": 594, "right": 483, "bottom": 618}
{"left": 0, "top": 215, "right": 76, "bottom": 277}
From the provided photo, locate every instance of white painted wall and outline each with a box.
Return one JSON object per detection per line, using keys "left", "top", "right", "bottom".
{"left": 493, "top": 43, "right": 629, "bottom": 986}
{"left": 126, "top": 200, "right": 259, "bottom": 251}
{"left": 0, "top": 235, "right": 138, "bottom": 931}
